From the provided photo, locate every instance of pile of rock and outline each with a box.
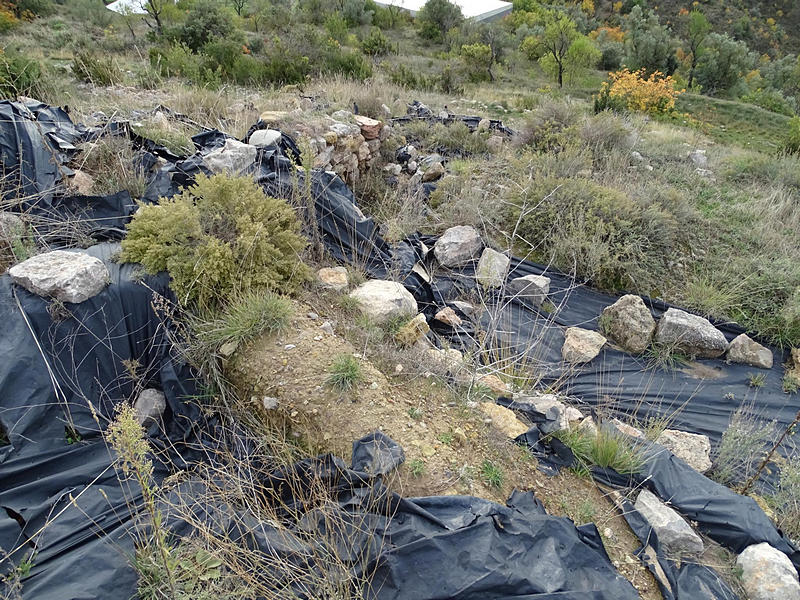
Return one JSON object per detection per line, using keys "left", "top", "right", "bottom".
{"left": 308, "top": 111, "right": 392, "bottom": 184}
{"left": 594, "top": 294, "right": 773, "bottom": 369}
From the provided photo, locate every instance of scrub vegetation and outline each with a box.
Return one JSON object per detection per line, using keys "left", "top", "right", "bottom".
{"left": 4, "top": 0, "right": 800, "bottom": 598}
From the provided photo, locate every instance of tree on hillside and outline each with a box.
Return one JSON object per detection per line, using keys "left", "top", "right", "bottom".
{"left": 417, "top": 0, "right": 463, "bottom": 43}
{"left": 685, "top": 10, "right": 711, "bottom": 88}
{"left": 694, "top": 32, "right": 754, "bottom": 95}
{"left": 230, "top": 0, "right": 247, "bottom": 16}
{"left": 623, "top": 5, "right": 677, "bottom": 76}
{"left": 521, "top": 11, "right": 598, "bottom": 88}
{"left": 141, "top": 0, "right": 168, "bottom": 33}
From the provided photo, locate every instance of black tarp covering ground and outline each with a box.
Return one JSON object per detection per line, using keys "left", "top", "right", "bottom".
{"left": 0, "top": 103, "right": 647, "bottom": 599}
{"left": 0, "top": 248, "right": 644, "bottom": 598}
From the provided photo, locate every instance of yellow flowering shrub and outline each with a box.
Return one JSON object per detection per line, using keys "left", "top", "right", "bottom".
{"left": 594, "top": 68, "right": 684, "bottom": 115}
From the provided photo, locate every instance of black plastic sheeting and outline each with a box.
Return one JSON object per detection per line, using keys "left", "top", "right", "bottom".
{"left": 0, "top": 103, "right": 647, "bottom": 599}
{"left": 619, "top": 494, "right": 740, "bottom": 600}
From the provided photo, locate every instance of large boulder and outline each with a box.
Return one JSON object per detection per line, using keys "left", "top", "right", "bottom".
{"left": 425, "top": 348, "right": 464, "bottom": 375}
{"left": 635, "top": 489, "right": 704, "bottom": 557}
{"left": 654, "top": 308, "right": 728, "bottom": 359}
{"left": 204, "top": 138, "right": 257, "bottom": 174}
{"left": 349, "top": 280, "right": 417, "bottom": 325}
{"left": 562, "top": 327, "right": 606, "bottom": 364}
{"left": 9, "top": 250, "right": 109, "bottom": 303}
{"left": 422, "top": 161, "right": 445, "bottom": 182}
{"left": 507, "top": 274, "right": 550, "bottom": 307}
{"left": 655, "top": 429, "right": 712, "bottom": 473}
{"left": 433, "top": 226, "right": 483, "bottom": 267}
{"left": 726, "top": 333, "right": 773, "bottom": 369}
{"left": 600, "top": 295, "right": 656, "bottom": 354}
{"left": 736, "top": 543, "right": 800, "bottom": 600}
{"left": 476, "top": 248, "right": 509, "bottom": 288}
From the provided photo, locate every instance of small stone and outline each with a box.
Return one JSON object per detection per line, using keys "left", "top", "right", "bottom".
{"left": 477, "top": 374, "right": 509, "bottom": 394}
{"left": 422, "top": 161, "right": 445, "bottom": 182}
{"left": 630, "top": 151, "right": 644, "bottom": 164}
{"left": 421, "top": 444, "right": 436, "bottom": 458}
{"left": 317, "top": 266, "right": 349, "bottom": 291}
{"left": 479, "top": 402, "right": 528, "bottom": 438}
{"left": 383, "top": 163, "right": 402, "bottom": 176}
{"left": 68, "top": 170, "right": 94, "bottom": 194}
{"left": 635, "top": 489, "right": 704, "bottom": 557}
{"left": 507, "top": 274, "right": 550, "bottom": 306}
{"left": 9, "top": 250, "right": 109, "bottom": 303}
{"left": 307, "top": 311, "right": 319, "bottom": 320}
{"left": 370, "top": 381, "right": 380, "bottom": 390}
{"left": 219, "top": 339, "right": 239, "bottom": 358}
{"left": 406, "top": 160, "right": 418, "bottom": 174}
{"left": 434, "top": 226, "right": 484, "bottom": 268}
{"left": 262, "top": 396, "right": 279, "bottom": 410}
{"left": 425, "top": 348, "right": 464, "bottom": 375}
{"left": 320, "top": 321, "right": 335, "bottom": 336}
{"left": 248, "top": 128, "right": 282, "bottom": 147}
{"left": 203, "top": 138, "right": 257, "bottom": 174}
{"left": 737, "top": 542, "right": 800, "bottom": 600}
{"left": 511, "top": 392, "right": 569, "bottom": 433}
{"left": 656, "top": 429, "right": 712, "bottom": 473}
{"left": 350, "top": 280, "right": 417, "bottom": 325}
{"left": 726, "top": 333, "right": 773, "bottom": 369}
{"left": 611, "top": 418, "right": 644, "bottom": 439}
{"left": 395, "top": 313, "right": 430, "bottom": 346}
{"left": 451, "top": 300, "right": 476, "bottom": 316}
{"left": 452, "top": 427, "right": 467, "bottom": 447}
{"left": 688, "top": 149, "right": 707, "bottom": 168}
{"left": 434, "top": 307, "right": 462, "bottom": 327}
{"left": 565, "top": 406, "right": 584, "bottom": 422}
{"left": 562, "top": 327, "right": 606, "bottom": 364}
{"left": 134, "top": 389, "right": 166, "bottom": 426}
{"left": 355, "top": 115, "right": 383, "bottom": 140}
{"left": 284, "top": 344, "right": 296, "bottom": 350}
{"left": 477, "top": 118, "right": 491, "bottom": 131}
{"left": 476, "top": 248, "right": 510, "bottom": 288}
{"left": 395, "top": 364, "right": 404, "bottom": 374}
{"left": 578, "top": 416, "right": 598, "bottom": 436}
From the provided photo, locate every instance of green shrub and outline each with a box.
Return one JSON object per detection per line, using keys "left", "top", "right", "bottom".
{"left": 176, "top": 0, "right": 236, "bottom": 52}
{"left": 509, "top": 177, "right": 683, "bottom": 289}
{"left": 72, "top": 51, "right": 121, "bottom": 86}
{"left": 741, "top": 88, "right": 796, "bottom": 117}
{"left": 480, "top": 460, "right": 504, "bottom": 488}
{"left": 783, "top": 116, "right": 800, "bottom": 155}
{"left": 0, "top": 50, "right": 44, "bottom": 97}
{"left": 361, "top": 28, "right": 391, "bottom": 56}
{"left": 326, "top": 354, "right": 363, "bottom": 391}
{"left": 121, "top": 175, "right": 309, "bottom": 310}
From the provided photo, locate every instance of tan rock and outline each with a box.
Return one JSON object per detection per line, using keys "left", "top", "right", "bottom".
{"left": 726, "top": 333, "right": 773, "bottom": 369}
{"left": 480, "top": 402, "right": 528, "bottom": 438}
{"left": 422, "top": 161, "right": 445, "bottom": 182}
{"left": 259, "top": 110, "right": 289, "bottom": 124}
{"left": 68, "top": 170, "right": 94, "bottom": 195}
{"left": 562, "top": 327, "right": 606, "bottom": 364}
{"left": 395, "top": 313, "right": 430, "bottom": 346}
{"left": 656, "top": 429, "right": 712, "bottom": 473}
{"left": 425, "top": 348, "right": 464, "bottom": 375}
{"left": 317, "top": 266, "right": 349, "bottom": 291}
{"left": 600, "top": 295, "right": 656, "bottom": 354}
{"left": 355, "top": 114, "right": 383, "bottom": 140}
{"left": 478, "top": 374, "right": 509, "bottom": 394}
{"left": 434, "top": 307, "right": 462, "bottom": 327}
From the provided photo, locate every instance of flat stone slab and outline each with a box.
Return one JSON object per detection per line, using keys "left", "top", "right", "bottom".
{"left": 562, "top": 327, "right": 606, "bottom": 364}
{"left": 726, "top": 333, "right": 773, "bottom": 369}
{"left": 9, "top": 250, "right": 109, "bottom": 303}
{"left": 635, "top": 489, "right": 704, "bottom": 557}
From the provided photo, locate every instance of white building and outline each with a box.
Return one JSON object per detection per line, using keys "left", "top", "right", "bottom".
{"left": 374, "top": 0, "right": 513, "bottom": 23}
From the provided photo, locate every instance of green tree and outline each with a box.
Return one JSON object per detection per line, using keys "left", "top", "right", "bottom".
{"left": 141, "top": 0, "right": 169, "bottom": 33}
{"left": 230, "top": 0, "right": 247, "bottom": 16}
{"left": 685, "top": 10, "right": 711, "bottom": 88}
{"left": 179, "top": 1, "right": 235, "bottom": 51}
{"left": 521, "top": 12, "right": 597, "bottom": 88}
{"left": 461, "top": 43, "right": 492, "bottom": 82}
{"left": 694, "top": 32, "right": 754, "bottom": 95}
{"left": 623, "top": 5, "right": 677, "bottom": 76}
{"left": 417, "top": 0, "right": 463, "bottom": 43}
